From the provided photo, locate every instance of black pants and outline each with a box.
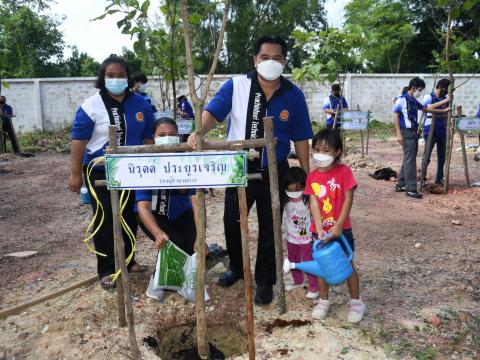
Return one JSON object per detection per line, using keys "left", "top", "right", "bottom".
{"left": 139, "top": 209, "right": 196, "bottom": 256}
{"left": 84, "top": 166, "right": 138, "bottom": 278}
{"left": 1, "top": 117, "right": 20, "bottom": 153}
{"left": 223, "top": 161, "right": 289, "bottom": 286}
{"left": 397, "top": 128, "right": 419, "bottom": 192}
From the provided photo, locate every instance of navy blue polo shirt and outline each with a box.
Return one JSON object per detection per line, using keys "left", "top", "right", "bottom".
{"left": 1, "top": 104, "right": 13, "bottom": 118}
{"left": 139, "top": 92, "right": 157, "bottom": 113}
{"left": 422, "top": 92, "right": 447, "bottom": 138}
{"left": 179, "top": 98, "right": 194, "bottom": 118}
{"left": 393, "top": 93, "right": 425, "bottom": 129}
{"left": 135, "top": 189, "right": 195, "bottom": 221}
{"left": 72, "top": 91, "right": 155, "bottom": 165}
{"left": 204, "top": 72, "right": 313, "bottom": 168}
{"left": 476, "top": 105, "right": 480, "bottom": 117}
{"left": 322, "top": 95, "right": 348, "bottom": 126}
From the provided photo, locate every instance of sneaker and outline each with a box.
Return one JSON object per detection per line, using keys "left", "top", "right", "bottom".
{"left": 395, "top": 184, "right": 406, "bottom": 192}
{"left": 406, "top": 191, "right": 422, "bottom": 199}
{"left": 146, "top": 275, "right": 165, "bottom": 302}
{"left": 347, "top": 299, "right": 366, "bottom": 323}
{"left": 312, "top": 299, "right": 330, "bottom": 320}
{"left": 306, "top": 291, "right": 319, "bottom": 299}
{"left": 285, "top": 283, "right": 303, "bottom": 292}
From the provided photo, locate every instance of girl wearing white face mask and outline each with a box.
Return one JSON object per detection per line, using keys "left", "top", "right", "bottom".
{"left": 282, "top": 167, "right": 319, "bottom": 299}
{"left": 305, "top": 128, "right": 366, "bottom": 323}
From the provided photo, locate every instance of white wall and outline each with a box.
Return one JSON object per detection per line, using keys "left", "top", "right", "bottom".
{"left": 2, "top": 74, "right": 479, "bottom": 132}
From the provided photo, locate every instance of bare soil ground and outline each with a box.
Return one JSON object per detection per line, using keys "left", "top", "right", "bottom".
{"left": 0, "top": 134, "right": 479, "bottom": 360}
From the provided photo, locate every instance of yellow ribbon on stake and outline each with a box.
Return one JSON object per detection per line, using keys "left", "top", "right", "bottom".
{"left": 83, "top": 157, "right": 137, "bottom": 282}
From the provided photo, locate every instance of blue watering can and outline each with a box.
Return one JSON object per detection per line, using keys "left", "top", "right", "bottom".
{"left": 283, "top": 234, "right": 354, "bottom": 285}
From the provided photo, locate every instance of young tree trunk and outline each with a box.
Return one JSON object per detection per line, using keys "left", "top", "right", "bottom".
{"left": 443, "top": 3, "right": 455, "bottom": 195}
{"left": 180, "top": 1, "right": 231, "bottom": 358}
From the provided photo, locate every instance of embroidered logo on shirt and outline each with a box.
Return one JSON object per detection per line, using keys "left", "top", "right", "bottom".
{"left": 280, "top": 110, "right": 289, "bottom": 121}
{"left": 136, "top": 112, "right": 144, "bottom": 122}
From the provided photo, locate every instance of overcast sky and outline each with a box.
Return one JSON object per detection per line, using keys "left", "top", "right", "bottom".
{"left": 50, "top": 0, "right": 349, "bottom": 62}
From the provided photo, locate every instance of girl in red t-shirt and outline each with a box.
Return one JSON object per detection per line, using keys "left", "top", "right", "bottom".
{"left": 304, "top": 128, "right": 366, "bottom": 323}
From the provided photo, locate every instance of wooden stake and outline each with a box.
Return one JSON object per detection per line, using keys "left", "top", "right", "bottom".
{"left": 108, "top": 125, "right": 140, "bottom": 358}
{"left": 444, "top": 105, "right": 459, "bottom": 194}
{"left": 110, "top": 190, "right": 141, "bottom": 359}
{"left": 108, "top": 126, "right": 127, "bottom": 328}
{"left": 459, "top": 130, "right": 470, "bottom": 187}
{"left": 238, "top": 187, "right": 255, "bottom": 360}
{"left": 360, "top": 130, "right": 364, "bottom": 157}
{"left": 263, "top": 116, "right": 286, "bottom": 315}
{"left": 113, "top": 138, "right": 272, "bottom": 154}
{"left": 0, "top": 275, "right": 98, "bottom": 320}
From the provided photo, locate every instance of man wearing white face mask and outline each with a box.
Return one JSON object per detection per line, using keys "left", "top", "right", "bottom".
{"left": 187, "top": 36, "right": 313, "bottom": 305}
{"left": 393, "top": 77, "right": 451, "bottom": 199}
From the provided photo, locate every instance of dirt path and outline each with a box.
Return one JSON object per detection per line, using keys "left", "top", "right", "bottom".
{"left": 0, "top": 134, "right": 479, "bottom": 359}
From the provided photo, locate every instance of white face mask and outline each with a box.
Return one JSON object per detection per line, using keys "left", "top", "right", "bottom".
{"left": 256, "top": 59, "right": 284, "bottom": 81}
{"left": 138, "top": 83, "right": 147, "bottom": 92}
{"left": 155, "top": 136, "right": 180, "bottom": 145}
{"left": 285, "top": 190, "right": 303, "bottom": 199}
{"left": 413, "top": 89, "right": 424, "bottom": 99}
{"left": 313, "top": 153, "right": 335, "bottom": 168}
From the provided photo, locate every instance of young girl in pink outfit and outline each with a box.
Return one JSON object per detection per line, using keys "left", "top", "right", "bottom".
{"left": 282, "top": 167, "right": 319, "bottom": 299}
{"left": 304, "top": 128, "right": 366, "bottom": 323}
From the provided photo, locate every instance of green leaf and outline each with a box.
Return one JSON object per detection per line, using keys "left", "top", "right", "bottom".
{"left": 340, "top": 347, "right": 349, "bottom": 355}
{"left": 141, "top": 0, "right": 150, "bottom": 14}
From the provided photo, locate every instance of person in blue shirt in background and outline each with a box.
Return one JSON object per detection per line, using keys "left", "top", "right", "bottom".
{"left": 131, "top": 71, "right": 157, "bottom": 114}
{"left": 68, "top": 55, "right": 155, "bottom": 289}
{"left": 323, "top": 84, "right": 348, "bottom": 130}
{"left": 0, "top": 95, "right": 20, "bottom": 154}
{"left": 477, "top": 104, "right": 480, "bottom": 117}
{"left": 177, "top": 95, "right": 194, "bottom": 119}
{"left": 136, "top": 117, "right": 199, "bottom": 301}
{"left": 420, "top": 78, "right": 453, "bottom": 186}
{"left": 393, "top": 77, "right": 451, "bottom": 199}
{"left": 186, "top": 35, "right": 313, "bottom": 305}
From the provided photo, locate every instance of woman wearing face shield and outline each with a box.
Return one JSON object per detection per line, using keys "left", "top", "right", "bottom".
{"left": 68, "top": 54, "right": 155, "bottom": 289}
{"left": 135, "top": 117, "right": 200, "bottom": 301}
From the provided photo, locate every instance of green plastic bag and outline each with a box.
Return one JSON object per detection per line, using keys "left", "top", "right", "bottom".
{"left": 153, "top": 241, "right": 209, "bottom": 303}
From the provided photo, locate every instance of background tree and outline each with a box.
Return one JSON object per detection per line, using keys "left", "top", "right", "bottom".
{"left": 224, "top": 0, "right": 327, "bottom": 74}
{"left": 63, "top": 46, "right": 100, "bottom": 77}
{"left": 292, "top": 26, "right": 364, "bottom": 87}
{"left": 0, "top": 3, "right": 65, "bottom": 78}
{"left": 97, "top": 0, "right": 188, "bottom": 111}
{"left": 344, "top": 0, "right": 416, "bottom": 73}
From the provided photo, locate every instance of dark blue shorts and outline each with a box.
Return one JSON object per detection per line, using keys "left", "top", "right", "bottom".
{"left": 312, "top": 228, "right": 355, "bottom": 254}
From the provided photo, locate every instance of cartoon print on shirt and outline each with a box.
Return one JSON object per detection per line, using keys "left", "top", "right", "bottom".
{"left": 327, "top": 177, "right": 341, "bottom": 199}
{"left": 291, "top": 214, "right": 309, "bottom": 236}
{"left": 311, "top": 182, "right": 327, "bottom": 198}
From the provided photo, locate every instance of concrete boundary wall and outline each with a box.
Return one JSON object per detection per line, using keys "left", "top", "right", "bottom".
{"left": 2, "top": 74, "right": 479, "bottom": 132}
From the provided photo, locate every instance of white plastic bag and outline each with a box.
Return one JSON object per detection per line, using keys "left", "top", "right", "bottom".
{"left": 153, "top": 241, "right": 209, "bottom": 303}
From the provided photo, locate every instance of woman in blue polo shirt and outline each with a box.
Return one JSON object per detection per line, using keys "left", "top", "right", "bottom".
{"left": 68, "top": 54, "right": 155, "bottom": 289}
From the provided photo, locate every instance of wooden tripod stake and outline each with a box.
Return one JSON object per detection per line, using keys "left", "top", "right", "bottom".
{"left": 238, "top": 186, "right": 256, "bottom": 360}
{"left": 108, "top": 126, "right": 141, "bottom": 358}
{"left": 263, "top": 116, "right": 286, "bottom": 314}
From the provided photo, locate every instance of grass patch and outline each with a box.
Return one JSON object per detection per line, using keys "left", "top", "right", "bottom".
{"left": 5, "top": 126, "right": 72, "bottom": 153}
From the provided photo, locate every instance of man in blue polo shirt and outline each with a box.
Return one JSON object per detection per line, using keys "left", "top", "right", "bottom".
{"left": 393, "top": 77, "right": 451, "bottom": 199}
{"left": 420, "top": 78, "right": 453, "bottom": 186}
{"left": 187, "top": 36, "right": 313, "bottom": 305}
{"left": 0, "top": 95, "right": 20, "bottom": 154}
{"left": 323, "top": 84, "right": 348, "bottom": 129}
